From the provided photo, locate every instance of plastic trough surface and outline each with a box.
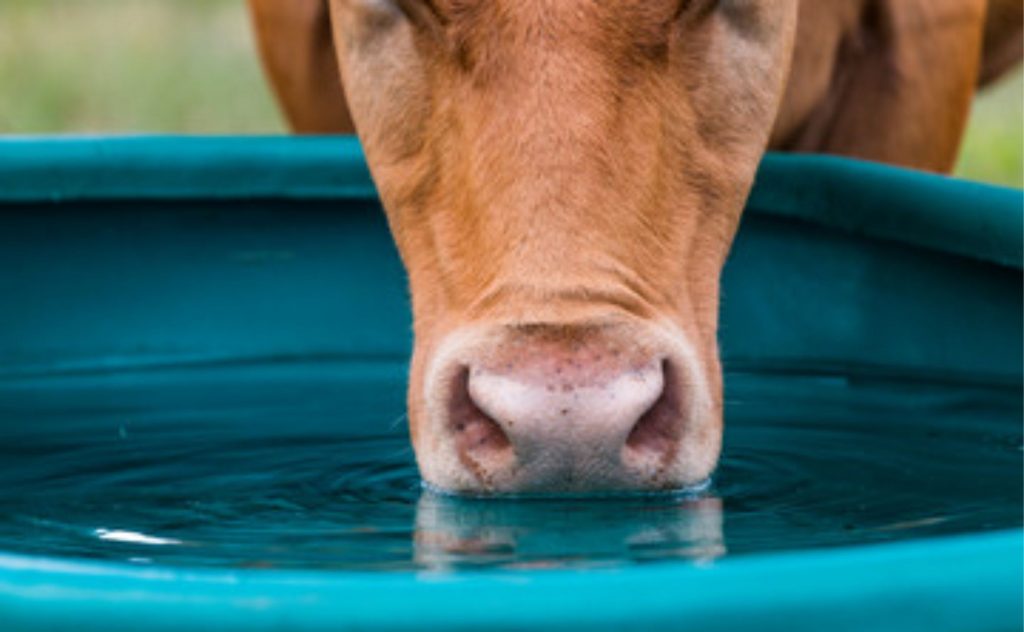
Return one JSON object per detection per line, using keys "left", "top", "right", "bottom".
{"left": 0, "top": 531, "right": 1019, "bottom": 632}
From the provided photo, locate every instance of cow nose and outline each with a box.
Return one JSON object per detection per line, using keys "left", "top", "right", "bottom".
{"left": 446, "top": 350, "right": 684, "bottom": 493}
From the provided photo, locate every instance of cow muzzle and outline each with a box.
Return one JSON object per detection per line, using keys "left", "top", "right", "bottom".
{"left": 417, "top": 320, "right": 720, "bottom": 495}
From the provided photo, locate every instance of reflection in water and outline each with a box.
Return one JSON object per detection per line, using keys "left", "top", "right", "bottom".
{"left": 414, "top": 491, "right": 725, "bottom": 571}
{"left": 93, "top": 528, "right": 182, "bottom": 546}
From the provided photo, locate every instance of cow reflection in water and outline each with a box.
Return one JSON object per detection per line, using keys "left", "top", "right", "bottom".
{"left": 413, "top": 491, "right": 723, "bottom": 570}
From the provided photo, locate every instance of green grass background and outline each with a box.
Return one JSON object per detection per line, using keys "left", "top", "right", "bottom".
{"left": 1, "top": 0, "right": 1020, "bottom": 187}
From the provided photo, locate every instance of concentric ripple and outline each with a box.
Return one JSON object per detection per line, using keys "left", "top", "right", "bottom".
{"left": 0, "top": 364, "right": 1018, "bottom": 571}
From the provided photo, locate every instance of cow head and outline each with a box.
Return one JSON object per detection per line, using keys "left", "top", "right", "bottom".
{"left": 328, "top": 0, "right": 798, "bottom": 493}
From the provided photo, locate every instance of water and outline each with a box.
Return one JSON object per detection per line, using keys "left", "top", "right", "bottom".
{"left": 0, "top": 361, "right": 1019, "bottom": 572}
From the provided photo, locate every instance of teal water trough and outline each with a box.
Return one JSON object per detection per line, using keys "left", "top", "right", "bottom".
{"left": 0, "top": 137, "right": 1020, "bottom": 631}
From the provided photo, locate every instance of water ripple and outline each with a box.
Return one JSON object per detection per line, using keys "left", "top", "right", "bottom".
{"left": 0, "top": 368, "right": 1018, "bottom": 571}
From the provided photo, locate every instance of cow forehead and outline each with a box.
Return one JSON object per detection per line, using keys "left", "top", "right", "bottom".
{"left": 421, "top": 0, "right": 779, "bottom": 29}
{"left": 428, "top": 0, "right": 681, "bottom": 18}
{"left": 404, "top": 0, "right": 677, "bottom": 59}
{"left": 410, "top": 0, "right": 790, "bottom": 68}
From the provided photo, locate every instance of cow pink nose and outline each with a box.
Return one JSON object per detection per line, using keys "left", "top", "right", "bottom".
{"left": 446, "top": 350, "right": 684, "bottom": 493}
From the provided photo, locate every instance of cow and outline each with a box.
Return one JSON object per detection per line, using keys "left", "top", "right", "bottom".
{"left": 247, "top": 0, "right": 1022, "bottom": 494}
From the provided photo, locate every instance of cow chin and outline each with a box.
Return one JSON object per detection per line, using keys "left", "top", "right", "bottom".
{"left": 408, "top": 317, "right": 722, "bottom": 496}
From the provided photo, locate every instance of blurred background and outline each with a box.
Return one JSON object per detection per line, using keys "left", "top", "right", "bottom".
{"left": 1, "top": 0, "right": 1020, "bottom": 188}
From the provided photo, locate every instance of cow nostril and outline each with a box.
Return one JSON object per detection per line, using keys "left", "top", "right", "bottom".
{"left": 625, "top": 360, "right": 683, "bottom": 464}
{"left": 448, "top": 368, "right": 512, "bottom": 461}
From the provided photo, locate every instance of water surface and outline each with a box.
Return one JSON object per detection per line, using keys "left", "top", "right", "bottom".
{"left": 0, "top": 361, "right": 1019, "bottom": 571}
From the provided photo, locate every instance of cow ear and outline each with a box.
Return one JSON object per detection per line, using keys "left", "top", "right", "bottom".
{"left": 978, "top": 0, "right": 1023, "bottom": 87}
{"left": 248, "top": 0, "right": 356, "bottom": 134}
{"left": 772, "top": 0, "right": 987, "bottom": 173}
